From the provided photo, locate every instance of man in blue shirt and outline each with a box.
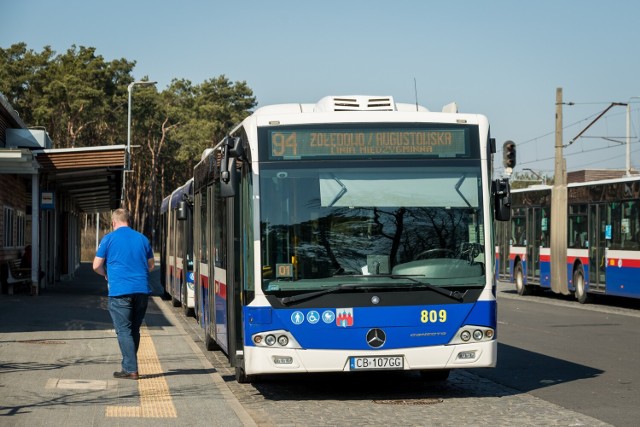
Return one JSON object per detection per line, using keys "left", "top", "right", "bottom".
{"left": 93, "top": 208, "right": 154, "bottom": 380}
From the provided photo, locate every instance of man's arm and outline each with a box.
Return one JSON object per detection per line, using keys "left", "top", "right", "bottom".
{"left": 93, "top": 256, "right": 107, "bottom": 278}
{"left": 148, "top": 258, "right": 155, "bottom": 272}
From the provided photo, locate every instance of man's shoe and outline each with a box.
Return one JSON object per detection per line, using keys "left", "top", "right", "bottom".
{"left": 113, "top": 370, "right": 139, "bottom": 380}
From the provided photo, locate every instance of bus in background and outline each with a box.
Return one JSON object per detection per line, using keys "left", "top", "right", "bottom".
{"left": 161, "top": 178, "right": 195, "bottom": 316}
{"left": 160, "top": 196, "right": 169, "bottom": 298}
{"left": 191, "top": 95, "right": 512, "bottom": 383}
{"left": 497, "top": 175, "right": 640, "bottom": 303}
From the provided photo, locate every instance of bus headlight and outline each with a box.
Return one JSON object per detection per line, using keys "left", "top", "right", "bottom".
{"left": 265, "top": 335, "right": 276, "bottom": 346}
{"left": 449, "top": 325, "right": 495, "bottom": 345}
{"left": 251, "top": 330, "right": 301, "bottom": 348}
{"left": 277, "top": 335, "right": 289, "bottom": 346}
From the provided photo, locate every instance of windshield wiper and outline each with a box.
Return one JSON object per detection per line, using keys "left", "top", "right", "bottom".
{"left": 395, "top": 280, "right": 467, "bottom": 301}
{"left": 280, "top": 275, "right": 466, "bottom": 305}
{"left": 279, "top": 283, "right": 357, "bottom": 305}
{"left": 354, "top": 274, "right": 467, "bottom": 301}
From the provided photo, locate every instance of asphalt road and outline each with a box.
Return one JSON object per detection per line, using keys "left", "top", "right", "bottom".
{"left": 477, "top": 284, "right": 640, "bottom": 427}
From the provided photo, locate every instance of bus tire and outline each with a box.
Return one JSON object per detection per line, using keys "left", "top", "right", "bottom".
{"left": 235, "top": 366, "right": 253, "bottom": 384}
{"left": 419, "top": 369, "right": 450, "bottom": 382}
{"left": 514, "top": 262, "right": 532, "bottom": 296}
{"left": 171, "top": 294, "right": 180, "bottom": 307}
{"left": 205, "top": 332, "right": 220, "bottom": 351}
{"left": 573, "top": 265, "right": 591, "bottom": 304}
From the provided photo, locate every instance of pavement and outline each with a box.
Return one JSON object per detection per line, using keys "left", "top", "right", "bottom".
{"left": 0, "top": 262, "right": 255, "bottom": 427}
{"left": 1, "top": 264, "right": 615, "bottom": 427}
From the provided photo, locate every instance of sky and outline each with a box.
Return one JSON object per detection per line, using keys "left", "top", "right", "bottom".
{"left": 3, "top": 0, "right": 640, "bottom": 177}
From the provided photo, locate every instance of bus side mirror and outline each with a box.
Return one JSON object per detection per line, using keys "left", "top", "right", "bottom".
{"left": 177, "top": 200, "right": 188, "bottom": 220}
{"left": 220, "top": 136, "right": 243, "bottom": 198}
{"left": 493, "top": 178, "right": 511, "bottom": 221}
{"left": 220, "top": 158, "right": 237, "bottom": 198}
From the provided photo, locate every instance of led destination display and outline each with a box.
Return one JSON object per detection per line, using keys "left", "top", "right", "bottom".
{"left": 268, "top": 128, "right": 469, "bottom": 159}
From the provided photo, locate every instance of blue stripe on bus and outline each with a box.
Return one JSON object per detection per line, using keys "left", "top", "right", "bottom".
{"left": 243, "top": 300, "right": 496, "bottom": 350}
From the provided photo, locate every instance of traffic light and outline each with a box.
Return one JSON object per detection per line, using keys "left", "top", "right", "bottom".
{"left": 502, "top": 140, "right": 516, "bottom": 169}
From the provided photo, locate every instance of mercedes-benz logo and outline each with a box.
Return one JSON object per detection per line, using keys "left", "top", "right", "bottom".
{"left": 366, "top": 328, "right": 386, "bottom": 348}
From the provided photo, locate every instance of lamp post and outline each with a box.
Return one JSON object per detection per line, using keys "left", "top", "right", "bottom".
{"left": 122, "top": 80, "right": 157, "bottom": 207}
{"left": 626, "top": 97, "right": 640, "bottom": 177}
{"left": 523, "top": 168, "right": 546, "bottom": 185}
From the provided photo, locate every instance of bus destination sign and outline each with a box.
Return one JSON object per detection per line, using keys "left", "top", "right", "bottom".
{"left": 268, "top": 128, "right": 468, "bottom": 159}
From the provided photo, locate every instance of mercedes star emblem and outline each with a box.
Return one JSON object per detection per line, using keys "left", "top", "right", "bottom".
{"left": 366, "top": 328, "right": 386, "bottom": 348}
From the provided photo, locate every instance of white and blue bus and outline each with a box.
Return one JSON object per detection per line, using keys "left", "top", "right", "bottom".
{"left": 192, "top": 95, "right": 511, "bottom": 382}
{"left": 160, "top": 178, "right": 195, "bottom": 316}
{"left": 496, "top": 175, "right": 640, "bottom": 303}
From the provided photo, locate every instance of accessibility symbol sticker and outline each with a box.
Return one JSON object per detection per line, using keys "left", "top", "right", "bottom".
{"left": 291, "top": 311, "right": 305, "bottom": 325}
{"left": 306, "top": 310, "right": 320, "bottom": 324}
{"left": 322, "top": 310, "right": 335, "bottom": 324}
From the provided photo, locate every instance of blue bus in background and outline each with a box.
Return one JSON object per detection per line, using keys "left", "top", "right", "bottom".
{"left": 496, "top": 175, "right": 640, "bottom": 303}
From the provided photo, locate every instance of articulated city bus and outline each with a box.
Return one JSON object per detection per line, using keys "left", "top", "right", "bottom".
{"left": 159, "top": 178, "right": 195, "bottom": 316}
{"left": 496, "top": 176, "right": 640, "bottom": 303}
{"left": 189, "top": 95, "right": 511, "bottom": 382}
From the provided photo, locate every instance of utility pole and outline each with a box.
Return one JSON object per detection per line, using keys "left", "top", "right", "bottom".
{"left": 551, "top": 88, "right": 569, "bottom": 295}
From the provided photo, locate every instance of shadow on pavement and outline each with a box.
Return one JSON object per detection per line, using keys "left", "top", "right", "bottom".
{"left": 476, "top": 342, "right": 603, "bottom": 393}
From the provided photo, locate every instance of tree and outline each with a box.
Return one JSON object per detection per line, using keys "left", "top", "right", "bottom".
{"left": 0, "top": 43, "right": 54, "bottom": 125}
{"left": 0, "top": 44, "right": 135, "bottom": 149}
{"left": 1, "top": 43, "right": 257, "bottom": 249}
{"left": 125, "top": 76, "right": 256, "bottom": 243}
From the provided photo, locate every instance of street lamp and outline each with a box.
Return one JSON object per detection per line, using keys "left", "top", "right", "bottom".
{"left": 626, "top": 97, "right": 640, "bottom": 177}
{"left": 523, "top": 168, "right": 546, "bottom": 185}
{"left": 122, "top": 80, "right": 157, "bottom": 207}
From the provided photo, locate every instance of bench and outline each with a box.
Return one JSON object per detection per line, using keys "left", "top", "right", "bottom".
{"left": 5, "top": 259, "right": 31, "bottom": 295}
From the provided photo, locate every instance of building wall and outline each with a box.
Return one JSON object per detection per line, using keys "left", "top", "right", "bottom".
{"left": 0, "top": 174, "right": 28, "bottom": 262}
{"left": 567, "top": 169, "right": 638, "bottom": 184}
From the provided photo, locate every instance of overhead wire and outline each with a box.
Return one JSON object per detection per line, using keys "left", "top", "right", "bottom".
{"left": 496, "top": 103, "right": 639, "bottom": 173}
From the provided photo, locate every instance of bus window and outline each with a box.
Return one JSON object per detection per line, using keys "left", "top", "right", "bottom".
{"left": 621, "top": 200, "right": 640, "bottom": 249}
{"left": 569, "top": 204, "right": 587, "bottom": 248}
{"left": 511, "top": 209, "right": 526, "bottom": 245}
{"left": 610, "top": 202, "right": 622, "bottom": 250}
{"left": 200, "top": 191, "right": 208, "bottom": 262}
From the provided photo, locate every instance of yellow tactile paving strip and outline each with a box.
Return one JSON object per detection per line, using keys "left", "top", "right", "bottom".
{"left": 105, "top": 325, "right": 177, "bottom": 418}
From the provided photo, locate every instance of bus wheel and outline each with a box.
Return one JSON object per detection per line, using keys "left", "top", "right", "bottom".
{"left": 420, "top": 369, "right": 450, "bottom": 382}
{"left": 514, "top": 263, "right": 532, "bottom": 296}
{"left": 205, "top": 332, "right": 220, "bottom": 351}
{"left": 235, "top": 366, "right": 253, "bottom": 384}
{"left": 574, "top": 266, "right": 591, "bottom": 304}
{"left": 171, "top": 294, "right": 180, "bottom": 307}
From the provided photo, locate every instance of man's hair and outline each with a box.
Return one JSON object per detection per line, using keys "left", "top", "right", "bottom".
{"left": 112, "top": 208, "right": 132, "bottom": 225}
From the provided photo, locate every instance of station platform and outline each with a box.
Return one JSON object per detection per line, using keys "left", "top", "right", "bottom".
{"left": 0, "top": 262, "right": 256, "bottom": 427}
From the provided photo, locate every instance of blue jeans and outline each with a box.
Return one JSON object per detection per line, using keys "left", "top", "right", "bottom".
{"left": 108, "top": 294, "right": 149, "bottom": 373}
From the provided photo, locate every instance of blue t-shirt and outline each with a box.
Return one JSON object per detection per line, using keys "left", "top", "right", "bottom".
{"left": 96, "top": 226, "right": 153, "bottom": 297}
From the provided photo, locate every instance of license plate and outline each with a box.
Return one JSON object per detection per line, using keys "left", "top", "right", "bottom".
{"left": 349, "top": 355, "right": 404, "bottom": 371}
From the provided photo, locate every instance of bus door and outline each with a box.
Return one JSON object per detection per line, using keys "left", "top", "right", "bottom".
{"left": 588, "top": 204, "right": 606, "bottom": 291}
{"left": 526, "top": 207, "right": 542, "bottom": 283}
{"left": 227, "top": 197, "right": 243, "bottom": 366}
{"left": 226, "top": 167, "right": 246, "bottom": 370}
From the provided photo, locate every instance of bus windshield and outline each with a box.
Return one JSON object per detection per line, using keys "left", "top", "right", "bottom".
{"left": 260, "top": 163, "right": 486, "bottom": 293}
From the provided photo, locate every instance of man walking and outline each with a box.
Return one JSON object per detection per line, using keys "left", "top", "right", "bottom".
{"left": 93, "top": 208, "right": 154, "bottom": 380}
